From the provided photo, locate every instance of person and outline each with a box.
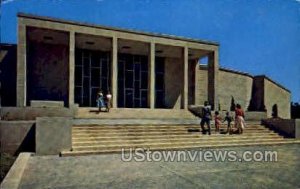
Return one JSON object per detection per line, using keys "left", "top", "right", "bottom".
{"left": 96, "top": 90, "right": 105, "bottom": 113}
{"left": 200, "top": 101, "right": 212, "bottom": 135}
{"left": 223, "top": 111, "right": 233, "bottom": 134}
{"left": 235, "top": 104, "right": 245, "bottom": 134}
{"left": 214, "top": 111, "right": 221, "bottom": 133}
{"left": 106, "top": 90, "right": 112, "bottom": 112}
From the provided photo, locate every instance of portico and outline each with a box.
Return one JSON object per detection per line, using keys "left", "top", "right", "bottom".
{"left": 17, "top": 13, "right": 219, "bottom": 110}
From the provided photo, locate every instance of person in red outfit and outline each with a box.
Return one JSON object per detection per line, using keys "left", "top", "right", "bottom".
{"left": 235, "top": 104, "right": 245, "bottom": 134}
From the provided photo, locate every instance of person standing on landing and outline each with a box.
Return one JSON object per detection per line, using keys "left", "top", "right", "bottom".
{"left": 106, "top": 90, "right": 112, "bottom": 112}
{"left": 96, "top": 90, "right": 105, "bottom": 113}
{"left": 223, "top": 111, "right": 233, "bottom": 134}
{"left": 200, "top": 101, "right": 212, "bottom": 135}
{"left": 214, "top": 111, "right": 221, "bottom": 133}
{"left": 235, "top": 104, "right": 245, "bottom": 134}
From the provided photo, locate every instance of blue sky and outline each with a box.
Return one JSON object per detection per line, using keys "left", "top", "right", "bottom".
{"left": 1, "top": 0, "right": 300, "bottom": 102}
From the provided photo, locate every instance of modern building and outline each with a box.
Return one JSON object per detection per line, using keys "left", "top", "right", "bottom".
{"left": 0, "top": 13, "right": 291, "bottom": 118}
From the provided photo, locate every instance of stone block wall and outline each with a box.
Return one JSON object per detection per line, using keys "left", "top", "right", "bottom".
{"left": 264, "top": 77, "right": 291, "bottom": 119}
{"left": 217, "top": 69, "right": 253, "bottom": 111}
{"left": 195, "top": 65, "right": 208, "bottom": 105}
{"left": 0, "top": 121, "right": 35, "bottom": 155}
{"left": 35, "top": 117, "right": 72, "bottom": 155}
{"left": 164, "top": 57, "right": 183, "bottom": 109}
{"left": 196, "top": 66, "right": 252, "bottom": 110}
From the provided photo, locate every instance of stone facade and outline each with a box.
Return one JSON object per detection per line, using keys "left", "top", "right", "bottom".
{"left": 264, "top": 77, "right": 291, "bottom": 118}
{"left": 196, "top": 66, "right": 291, "bottom": 118}
{"left": 218, "top": 68, "right": 253, "bottom": 111}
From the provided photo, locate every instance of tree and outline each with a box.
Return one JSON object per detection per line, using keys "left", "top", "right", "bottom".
{"left": 230, "top": 96, "right": 236, "bottom": 111}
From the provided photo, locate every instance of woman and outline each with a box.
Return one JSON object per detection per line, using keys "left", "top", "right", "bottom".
{"left": 235, "top": 104, "right": 245, "bottom": 134}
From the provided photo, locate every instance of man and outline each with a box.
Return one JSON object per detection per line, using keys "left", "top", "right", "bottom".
{"left": 200, "top": 101, "right": 212, "bottom": 135}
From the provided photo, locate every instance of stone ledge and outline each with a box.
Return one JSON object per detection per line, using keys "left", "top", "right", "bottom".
{"left": 0, "top": 153, "right": 33, "bottom": 189}
{"left": 30, "top": 100, "right": 64, "bottom": 108}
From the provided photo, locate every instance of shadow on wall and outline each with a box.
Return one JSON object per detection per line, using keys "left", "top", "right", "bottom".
{"left": 14, "top": 123, "right": 36, "bottom": 156}
{"left": 0, "top": 44, "right": 17, "bottom": 106}
{"left": 272, "top": 104, "right": 278, "bottom": 118}
{"left": 291, "top": 102, "right": 300, "bottom": 119}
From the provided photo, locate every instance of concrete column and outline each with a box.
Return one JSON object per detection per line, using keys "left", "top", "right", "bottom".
{"left": 17, "top": 22, "right": 27, "bottom": 107}
{"left": 68, "top": 31, "right": 75, "bottom": 107}
{"left": 111, "top": 36, "right": 118, "bottom": 108}
{"left": 148, "top": 42, "right": 155, "bottom": 108}
{"left": 208, "top": 49, "right": 219, "bottom": 110}
{"left": 182, "top": 46, "right": 188, "bottom": 109}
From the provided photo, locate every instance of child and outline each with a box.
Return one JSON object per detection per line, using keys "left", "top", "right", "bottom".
{"left": 214, "top": 111, "right": 221, "bottom": 133}
{"left": 223, "top": 112, "right": 233, "bottom": 134}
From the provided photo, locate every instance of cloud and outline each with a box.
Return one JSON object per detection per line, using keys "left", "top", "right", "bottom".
{"left": 2, "top": 0, "right": 17, "bottom": 4}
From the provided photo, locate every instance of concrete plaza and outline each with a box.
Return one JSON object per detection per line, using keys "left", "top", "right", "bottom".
{"left": 13, "top": 144, "right": 300, "bottom": 189}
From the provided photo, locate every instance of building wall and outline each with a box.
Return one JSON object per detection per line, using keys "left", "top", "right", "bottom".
{"left": 196, "top": 66, "right": 253, "bottom": 110}
{"left": 264, "top": 78, "right": 291, "bottom": 119}
{"left": 195, "top": 65, "right": 208, "bottom": 105}
{"left": 164, "top": 57, "right": 182, "bottom": 109}
{"left": 217, "top": 69, "right": 253, "bottom": 111}
{"left": 27, "top": 42, "right": 69, "bottom": 106}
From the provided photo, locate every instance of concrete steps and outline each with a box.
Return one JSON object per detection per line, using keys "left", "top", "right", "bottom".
{"left": 61, "top": 123, "right": 300, "bottom": 156}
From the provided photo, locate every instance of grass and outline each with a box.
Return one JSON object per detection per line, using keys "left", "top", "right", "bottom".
{"left": 0, "top": 153, "right": 17, "bottom": 183}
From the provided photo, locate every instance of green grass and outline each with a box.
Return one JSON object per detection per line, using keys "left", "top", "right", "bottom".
{"left": 0, "top": 153, "right": 17, "bottom": 183}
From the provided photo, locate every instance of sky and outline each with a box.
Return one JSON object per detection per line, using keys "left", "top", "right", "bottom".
{"left": 1, "top": 0, "right": 300, "bottom": 102}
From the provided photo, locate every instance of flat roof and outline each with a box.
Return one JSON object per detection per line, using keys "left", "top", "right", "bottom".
{"left": 17, "top": 12, "right": 219, "bottom": 46}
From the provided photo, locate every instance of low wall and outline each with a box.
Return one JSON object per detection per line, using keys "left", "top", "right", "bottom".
{"left": 262, "top": 118, "right": 300, "bottom": 138}
{"left": 0, "top": 116, "right": 73, "bottom": 155}
{"left": 36, "top": 117, "right": 72, "bottom": 155}
{"left": 0, "top": 121, "right": 35, "bottom": 155}
{"left": 0, "top": 107, "right": 73, "bottom": 120}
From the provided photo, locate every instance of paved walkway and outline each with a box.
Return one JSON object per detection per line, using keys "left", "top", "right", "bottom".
{"left": 18, "top": 144, "right": 300, "bottom": 189}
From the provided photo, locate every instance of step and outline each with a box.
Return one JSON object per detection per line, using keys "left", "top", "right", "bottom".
{"left": 72, "top": 132, "right": 280, "bottom": 140}
{"left": 72, "top": 123, "right": 263, "bottom": 128}
{"left": 71, "top": 138, "right": 287, "bottom": 151}
{"left": 72, "top": 127, "right": 269, "bottom": 134}
{"left": 72, "top": 130, "right": 275, "bottom": 137}
{"left": 61, "top": 140, "right": 300, "bottom": 156}
{"left": 72, "top": 135, "right": 283, "bottom": 146}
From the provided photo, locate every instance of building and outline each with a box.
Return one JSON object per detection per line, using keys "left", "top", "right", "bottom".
{"left": 0, "top": 13, "right": 291, "bottom": 118}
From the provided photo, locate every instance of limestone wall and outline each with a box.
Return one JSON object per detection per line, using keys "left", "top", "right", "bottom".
{"left": 217, "top": 69, "right": 253, "bottom": 111}
{"left": 195, "top": 66, "right": 208, "bottom": 105}
{"left": 195, "top": 66, "right": 252, "bottom": 110}
{"left": 164, "top": 57, "right": 182, "bottom": 109}
{"left": 264, "top": 78, "right": 291, "bottom": 118}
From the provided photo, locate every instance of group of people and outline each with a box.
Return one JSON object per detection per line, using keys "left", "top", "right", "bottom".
{"left": 200, "top": 101, "right": 246, "bottom": 135}
{"left": 96, "top": 90, "right": 112, "bottom": 112}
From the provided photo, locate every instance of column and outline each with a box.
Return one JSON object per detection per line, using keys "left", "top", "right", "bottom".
{"left": 148, "top": 42, "right": 155, "bottom": 108}
{"left": 17, "top": 22, "right": 27, "bottom": 107}
{"left": 183, "top": 46, "right": 188, "bottom": 109}
{"left": 68, "top": 31, "right": 75, "bottom": 107}
{"left": 111, "top": 36, "right": 118, "bottom": 108}
{"left": 208, "top": 49, "right": 219, "bottom": 110}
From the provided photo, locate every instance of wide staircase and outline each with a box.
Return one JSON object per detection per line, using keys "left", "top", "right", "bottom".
{"left": 61, "top": 114, "right": 299, "bottom": 156}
